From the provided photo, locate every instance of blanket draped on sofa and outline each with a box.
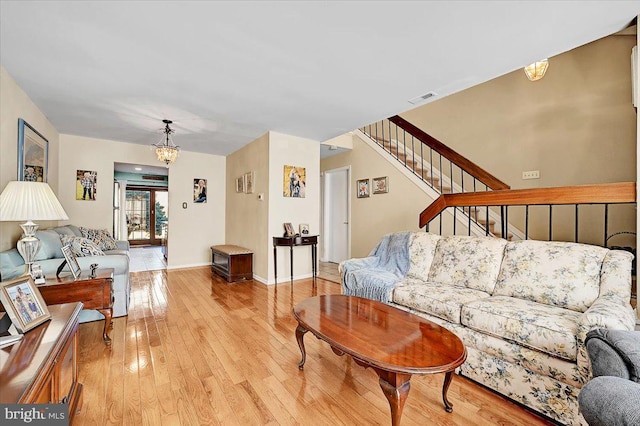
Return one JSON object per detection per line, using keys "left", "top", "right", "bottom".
{"left": 342, "top": 231, "right": 411, "bottom": 303}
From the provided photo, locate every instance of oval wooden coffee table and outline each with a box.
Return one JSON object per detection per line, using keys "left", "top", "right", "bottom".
{"left": 293, "top": 295, "right": 466, "bottom": 426}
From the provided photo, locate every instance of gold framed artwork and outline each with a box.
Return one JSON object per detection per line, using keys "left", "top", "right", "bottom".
{"left": 357, "top": 178, "right": 370, "bottom": 198}
{"left": 244, "top": 171, "right": 254, "bottom": 194}
{"left": 236, "top": 176, "right": 244, "bottom": 193}
{"left": 373, "top": 176, "right": 389, "bottom": 194}
{"left": 0, "top": 276, "right": 51, "bottom": 333}
{"left": 283, "top": 165, "right": 306, "bottom": 198}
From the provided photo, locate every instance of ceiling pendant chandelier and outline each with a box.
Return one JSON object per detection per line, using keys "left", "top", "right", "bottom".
{"left": 153, "top": 119, "right": 180, "bottom": 166}
{"left": 524, "top": 59, "right": 549, "bottom": 81}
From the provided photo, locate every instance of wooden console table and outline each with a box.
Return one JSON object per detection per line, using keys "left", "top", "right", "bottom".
{"left": 273, "top": 235, "right": 318, "bottom": 284}
{"left": 40, "top": 269, "right": 114, "bottom": 345}
{"left": 210, "top": 245, "right": 253, "bottom": 282}
{"left": 0, "top": 303, "right": 83, "bottom": 419}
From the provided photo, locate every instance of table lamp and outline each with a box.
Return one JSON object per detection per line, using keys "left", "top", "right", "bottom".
{"left": 0, "top": 181, "right": 69, "bottom": 276}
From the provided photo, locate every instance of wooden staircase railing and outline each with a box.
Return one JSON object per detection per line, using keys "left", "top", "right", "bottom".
{"left": 360, "top": 116, "right": 510, "bottom": 195}
{"left": 419, "top": 182, "right": 637, "bottom": 246}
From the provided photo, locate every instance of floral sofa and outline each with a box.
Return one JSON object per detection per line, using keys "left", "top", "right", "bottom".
{"left": 340, "top": 232, "right": 636, "bottom": 425}
{"left": 0, "top": 224, "right": 130, "bottom": 322}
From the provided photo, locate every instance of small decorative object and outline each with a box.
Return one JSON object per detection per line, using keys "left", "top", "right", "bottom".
{"left": 373, "top": 176, "right": 389, "bottom": 194}
{"left": 76, "top": 169, "right": 97, "bottom": 201}
{"left": 244, "top": 171, "right": 254, "bottom": 194}
{"left": 283, "top": 222, "right": 295, "bottom": 237}
{"left": 299, "top": 224, "right": 310, "bottom": 235}
{"left": 194, "top": 178, "right": 207, "bottom": 203}
{"left": 0, "top": 276, "right": 51, "bottom": 333}
{"left": 152, "top": 119, "right": 180, "bottom": 166}
{"left": 58, "top": 245, "right": 81, "bottom": 279}
{"left": 283, "top": 165, "right": 306, "bottom": 198}
{"left": 89, "top": 263, "right": 99, "bottom": 278}
{"left": 18, "top": 118, "right": 48, "bottom": 183}
{"left": 30, "top": 263, "right": 45, "bottom": 285}
{"left": 357, "top": 178, "right": 370, "bottom": 198}
{"left": 236, "top": 176, "right": 244, "bottom": 193}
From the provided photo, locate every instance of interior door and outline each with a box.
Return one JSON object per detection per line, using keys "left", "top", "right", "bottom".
{"left": 125, "top": 187, "right": 167, "bottom": 246}
{"left": 324, "top": 168, "right": 349, "bottom": 263}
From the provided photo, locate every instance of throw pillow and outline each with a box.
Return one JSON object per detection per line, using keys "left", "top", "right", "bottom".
{"left": 80, "top": 227, "right": 118, "bottom": 251}
{"left": 60, "top": 235, "right": 105, "bottom": 257}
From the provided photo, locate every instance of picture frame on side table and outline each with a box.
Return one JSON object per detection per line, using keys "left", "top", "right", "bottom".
{"left": 283, "top": 222, "right": 295, "bottom": 237}
{"left": 357, "top": 178, "right": 370, "bottom": 198}
{"left": 373, "top": 176, "right": 389, "bottom": 194}
{"left": 0, "top": 276, "right": 51, "bottom": 333}
{"left": 18, "top": 118, "right": 48, "bottom": 183}
{"left": 59, "top": 244, "right": 82, "bottom": 279}
{"left": 299, "top": 223, "right": 310, "bottom": 235}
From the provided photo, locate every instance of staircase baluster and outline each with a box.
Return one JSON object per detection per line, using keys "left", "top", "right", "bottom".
{"left": 549, "top": 205, "right": 553, "bottom": 241}
{"left": 525, "top": 205, "right": 529, "bottom": 240}
{"left": 575, "top": 205, "right": 579, "bottom": 242}
{"left": 603, "top": 204, "right": 609, "bottom": 247}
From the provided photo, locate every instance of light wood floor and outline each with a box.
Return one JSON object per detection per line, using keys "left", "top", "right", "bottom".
{"left": 73, "top": 268, "right": 554, "bottom": 425}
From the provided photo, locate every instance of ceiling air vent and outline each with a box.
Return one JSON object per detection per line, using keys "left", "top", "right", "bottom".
{"left": 408, "top": 91, "right": 437, "bottom": 105}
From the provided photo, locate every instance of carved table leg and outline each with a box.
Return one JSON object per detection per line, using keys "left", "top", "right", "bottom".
{"left": 376, "top": 370, "right": 412, "bottom": 426}
{"left": 442, "top": 370, "right": 454, "bottom": 412}
{"left": 295, "top": 324, "right": 308, "bottom": 370}
{"left": 98, "top": 308, "right": 113, "bottom": 346}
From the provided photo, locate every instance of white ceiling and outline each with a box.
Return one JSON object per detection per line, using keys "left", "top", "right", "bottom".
{"left": 1, "top": 1, "right": 638, "bottom": 157}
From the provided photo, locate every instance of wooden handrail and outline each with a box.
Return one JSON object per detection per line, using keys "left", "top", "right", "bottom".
{"left": 388, "top": 115, "right": 510, "bottom": 191}
{"left": 419, "top": 182, "right": 637, "bottom": 228}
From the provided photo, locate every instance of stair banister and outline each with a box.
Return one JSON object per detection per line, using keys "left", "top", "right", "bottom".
{"left": 388, "top": 116, "right": 510, "bottom": 191}
{"left": 419, "top": 182, "right": 637, "bottom": 228}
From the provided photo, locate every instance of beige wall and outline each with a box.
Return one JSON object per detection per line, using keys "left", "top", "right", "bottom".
{"left": 321, "top": 134, "right": 434, "bottom": 258}
{"left": 401, "top": 34, "right": 637, "bottom": 189}
{"left": 226, "top": 133, "right": 270, "bottom": 279}
{"left": 59, "top": 134, "right": 226, "bottom": 268}
{"left": 267, "top": 132, "right": 320, "bottom": 282}
{"left": 225, "top": 131, "right": 320, "bottom": 283}
{"left": 0, "top": 66, "right": 62, "bottom": 251}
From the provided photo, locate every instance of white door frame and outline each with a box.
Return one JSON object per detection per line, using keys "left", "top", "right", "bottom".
{"left": 321, "top": 165, "right": 351, "bottom": 262}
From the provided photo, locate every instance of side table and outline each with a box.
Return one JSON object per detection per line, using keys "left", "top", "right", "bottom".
{"left": 273, "top": 235, "right": 318, "bottom": 284}
{"left": 40, "top": 269, "right": 115, "bottom": 346}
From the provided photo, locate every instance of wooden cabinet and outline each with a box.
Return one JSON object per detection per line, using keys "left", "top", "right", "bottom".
{"left": 210, "top": 245, "right": 253, "bottom": 282}
{"left": 0, "top": 303, "right": 83, "bottom": 419}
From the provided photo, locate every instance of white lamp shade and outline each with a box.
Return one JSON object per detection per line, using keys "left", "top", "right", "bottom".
{"left": 0, "top": 181, "right": 69, "bottom": 222}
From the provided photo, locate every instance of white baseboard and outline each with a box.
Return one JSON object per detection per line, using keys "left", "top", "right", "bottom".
{"left": 165, "top": 262, "right": 209, "bottom": 270}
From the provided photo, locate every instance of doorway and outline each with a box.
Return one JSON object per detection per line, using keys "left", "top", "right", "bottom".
{"left": 125, "top": 187, "right": 168, "bottom": 246}
{"left": 322, "top": 166, "right": 350, "bottom": 263}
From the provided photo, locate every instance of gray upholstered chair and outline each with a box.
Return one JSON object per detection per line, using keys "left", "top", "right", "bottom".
{"left": 578, "top": 328, "right": 640, "bottom": 426}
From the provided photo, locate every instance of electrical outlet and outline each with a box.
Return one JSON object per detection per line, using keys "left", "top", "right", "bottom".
{"left": 522, "top": 170, "right": 540, "bottom": 180}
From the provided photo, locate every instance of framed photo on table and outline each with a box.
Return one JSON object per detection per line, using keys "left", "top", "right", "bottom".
{"left": 60, "top": 245, "right": 82, "bottom": 279}
{"left": 0, "top": 276, "right": 51, "bottom": 333}
{"left": 283, "top": 222, "right": 295, "bottom": 237}
{"left": 18, "top": 118, "right": 48, "bottom": 183}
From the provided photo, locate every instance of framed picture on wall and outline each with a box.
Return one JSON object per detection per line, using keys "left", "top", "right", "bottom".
{"left": 76, "top": 170, "right": 97, "bottom": 201}
{"left": 18, "top": 119, "right": 48, "bottom": 183}
{"left": 236, "top": 176, "right": 244, "bottom": 193}
{"left": 283, "top": 165, "right": 306, "bottom": 198}
{"left": 244, "top": 171, "right": 254, "bottom": 194}
{"left": 373, "top": 176, "right": 389, "bottom": 194}
{"left": 357, "top": 178, "right": 370, "bottom": 198}
{"left": 194, "top": 178, "right": 207, "bottom": 203}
